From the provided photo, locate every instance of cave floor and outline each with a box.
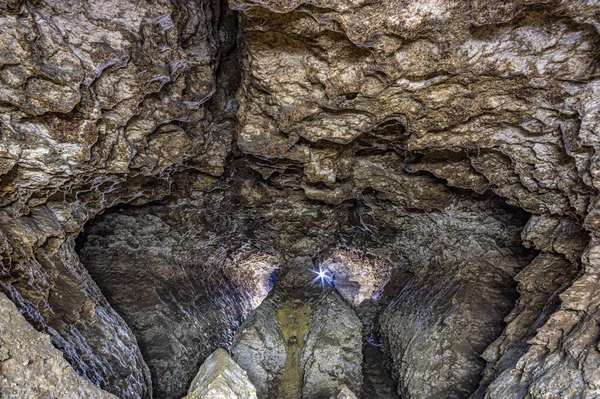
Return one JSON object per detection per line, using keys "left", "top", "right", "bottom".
{"left": 361, "top": 344, "right": 400, "bottom": 399}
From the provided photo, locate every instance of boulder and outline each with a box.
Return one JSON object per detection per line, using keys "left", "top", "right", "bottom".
{"left": 184, "top": 348, "right": 257, "bottom": 399}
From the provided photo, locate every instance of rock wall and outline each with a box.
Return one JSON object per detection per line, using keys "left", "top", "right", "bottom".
{"left": 0, "top": 213, "right": 152, "bottom": 398}
{"left": 0, "top": 292, "right": 117, "bottom": 399}
{"left": 224, "top": 1, "right": 600, "bottom": 397}
{"left": 0, "top": 0, "right": 238, "bottom": 396}
{"left": 78, "top": 194, "right": 279, "bottom": 398}
{"left": 300, "top": 290, "right": 363, "bottom": 399}
{"left": 231, "top": 268, "right": 363, "bottom": 399}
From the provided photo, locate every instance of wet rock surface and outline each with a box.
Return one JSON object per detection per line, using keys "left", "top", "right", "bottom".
{"left": 1, "top": 0, "right": 600, "bottom": 399}
{"left": 0, "top": 219, "right": 152, "bottom": 399}
{"left": 232, "top": 268, "right": 363, "bottom": 399}
{"left": 377, "top": 196, "right": 531, "bottom": 399}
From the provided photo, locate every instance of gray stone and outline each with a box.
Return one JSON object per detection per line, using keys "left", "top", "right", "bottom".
{"left": 300, "top": 290, "right": 363, "bottom": 399}
{"left": 329, "top": 385, "right": 358, "bottom": 399}
{"left": 232, "top": 298, "right": 287, "bottom": 399}
{"left": 0, "top": 292, "right": 117, "bottom": 399}
{"left": 1, "top": 0, "right": 600, "bottom": 398}
{"left": 184, "top": 349, "right": 257, "bottom": 399}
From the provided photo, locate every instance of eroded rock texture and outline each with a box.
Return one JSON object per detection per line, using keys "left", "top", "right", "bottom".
{"left": 231, "top": 268, "right": 363, "bottom": 399}
{"left": 0, "top": 0, "right": 238, "bottom": 397}
{"left": 184, "top": 348, "right": 257, "bottom": 399}
{"left": 378, "top": 197, "right": 529, "bottom": 399}
{"left": 78, "top": 190, "right": 279, "bottom": 398}
{"left": 1, "top": 0, "right": 600, "bottom": 399}
{"left": 0, "top": 292, "right": 117, "bottom": 399}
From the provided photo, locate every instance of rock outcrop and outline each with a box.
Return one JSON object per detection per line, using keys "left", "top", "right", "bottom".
{"left": 184, "top": 348, "right": 257, "bottom": 399}
{"left": 0, "top": 0, "right": 240, "bottom": 396}
{"left": 0, "top": 292, "right": 117, "bottom": 399}
{"left": 330, "top": 385, "right": 358, "bottom": 399}
{"left": 300, "top": 290, "right": 363, "bottom": 399}
{"left": 232, "top": 297, "right": 287, "bottom": 399}
{"left": 231, "top": 269, "right": 363, "bottom": 399}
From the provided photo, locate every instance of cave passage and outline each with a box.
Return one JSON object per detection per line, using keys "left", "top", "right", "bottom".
{"left": 0, "top": 0, "right": 597, "bottom": 399}
{"left": 72, "top": 181, "right": 539, "bottom": 399}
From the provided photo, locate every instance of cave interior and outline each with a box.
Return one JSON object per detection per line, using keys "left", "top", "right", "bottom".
{"left": 0, "top": 0, "right": 599, "bottom": 399}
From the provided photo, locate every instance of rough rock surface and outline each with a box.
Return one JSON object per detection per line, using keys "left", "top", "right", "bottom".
{"left": 0, "top": 221, "right": 152, "bottom": 399}
{"left": 184, "top": 348, "right": 257, "bottom": 399}
{"left": 472, "top": 214, "right": 588, "bottom": 398}
{"left": 232, "top": 297, "right": 286, "bottom": 399}
{"left": 1, "top": 0, "right": 600, "bottom": 399}
{"left": 319, "top": 249, "right": 391, "bottom": 308}
{"left": 0, "top": 292, "right": 117, "bottom": 399}
{"left": 79, "top": 199, "right": 279, "bottom": 399}
{"left": 231, "top": 269, "right": 362, "bottom": 399}
{"left": 80, "top": 171, "right": 351, "bottom": 398}
{"left": 330, "top": 385, "right": 358, "bottom": 399}
{"left": 377, "top": 196, "right": 530, "bottom": 399}
{"left": 300, "top": 290, "right": 363, "bottom": 399}
{"left": 225, "top": 1, "right": 600, "bottom": 397}
{"left": 0, "top": 0, "right": 238, "bottom": 396}
{"left": 482, "top": 242, "right": 600, "bottom": 399}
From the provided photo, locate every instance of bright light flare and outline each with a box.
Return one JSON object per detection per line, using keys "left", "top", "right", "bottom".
{"left": 311, "top": 267, "right": 332, "bottom": 287}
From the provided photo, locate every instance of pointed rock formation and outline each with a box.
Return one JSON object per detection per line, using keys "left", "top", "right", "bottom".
{"left": 184, "top": 348, "right": 257, "bottom": 399}
{"left": 232, "top": 267, "right": 363, "bottom": 399}
{"left": 232, "top": 299, "right": 287, "bottom": 398}
{"left": 330, "top": 385, "right": 359, "bottom": 399}
{"left": 300, "top": 290, "right": 363, "bottom": 399}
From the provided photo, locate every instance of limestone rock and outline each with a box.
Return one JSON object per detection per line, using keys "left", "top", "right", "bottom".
{"left": 329, "top": 385, "right": 358, "bottom": 399}
{"left": 232, "top": 298, "right": 287, "bottom": 399}
{"left": 482, "top": 239, "right": 600, "bottom": 399}
{"left": 0, "top": 0, "right": 238, "bottom": 395}
{"left": 231, "top": 266, "right": 364, "bottom": 399}
{"left": 319, "top": 249, "right": 391, "bottom": 308}
{"left": 184, "top": 349, "right": 257, "bottom": 399}
{"left": 79, "top": 204, "right": 278, "bottom": 399}
{"left": 473, "top": 253, "right": 579, "bottom": 398}
{"left": 0, "top": 292, "right": 117, "bottom": 399}
{"left": 230, "top": 0, "right": 598, "bottom": 218}
{"left": 378, "top": 197, "right": 530, "bottom": 399}
{"left": 2, "top": 0, "right": 600, "bottom": 398}
{"left": 300, "top": 290, "right": 363, "bottom": 399}
{"left": 0, "top": 224, "right": 152, "bottom": 399}
{"left": 79, "top": 173, "right": 352, "bottom": 398}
